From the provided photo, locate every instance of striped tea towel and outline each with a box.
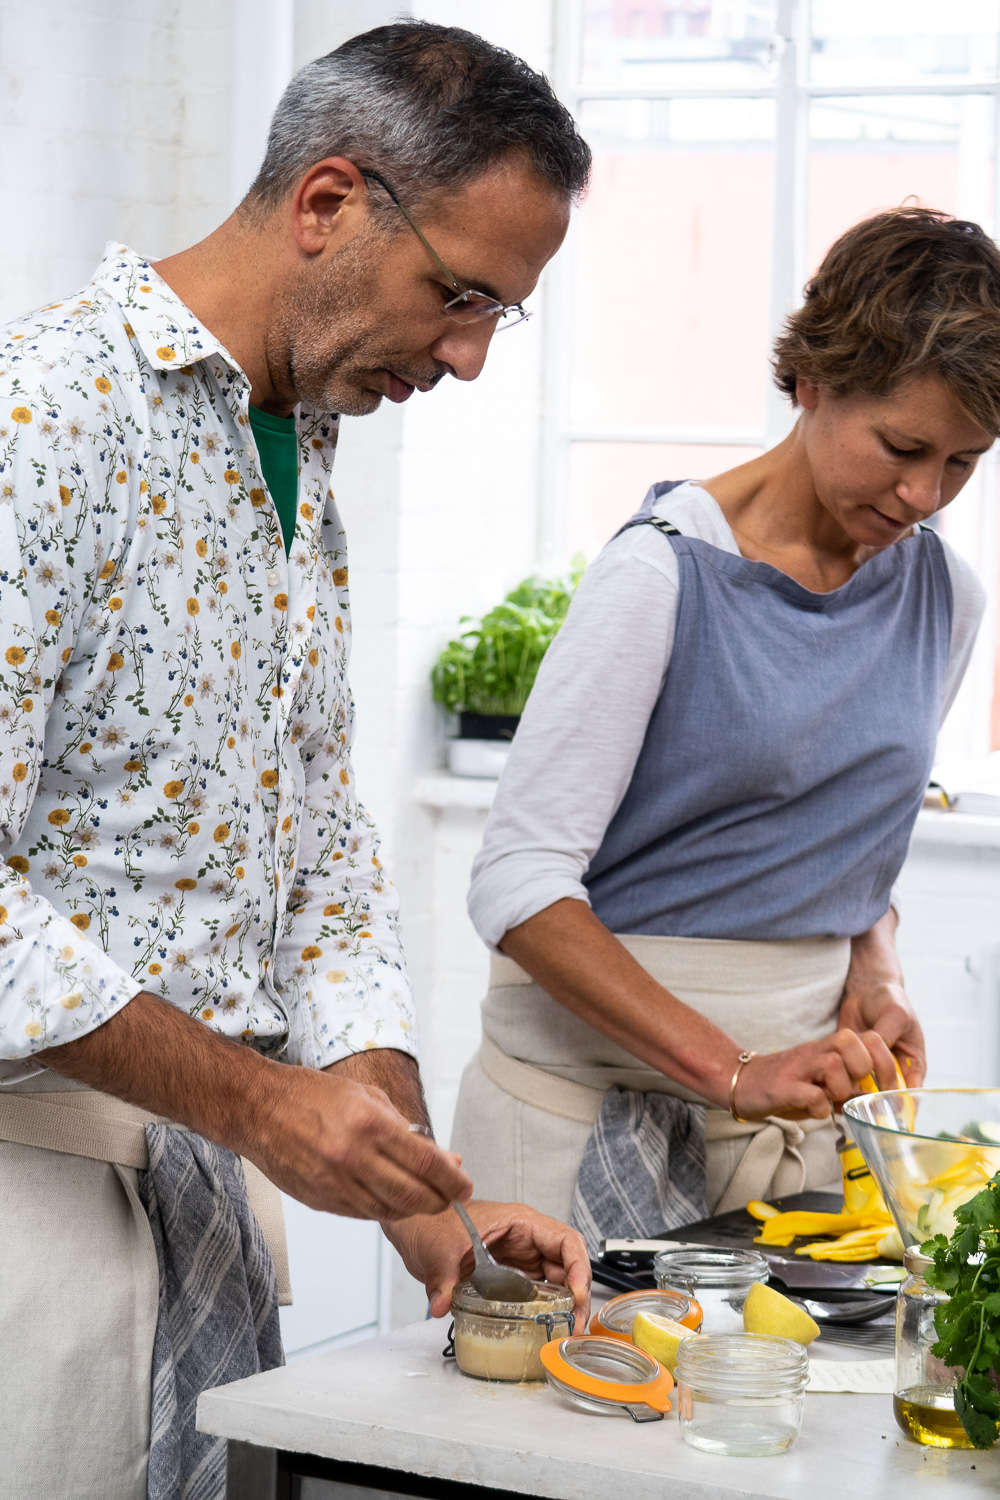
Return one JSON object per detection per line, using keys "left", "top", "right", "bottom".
{"left": 137, "top": 1125, "right": 284, "bottom": 1500}
{"left": 571, "top": 1086, "right": 708, "bottom": 1257}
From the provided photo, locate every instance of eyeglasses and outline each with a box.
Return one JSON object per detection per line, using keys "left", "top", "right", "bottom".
{"left": 361, "top": 169, "right": 531, "bottom": 332}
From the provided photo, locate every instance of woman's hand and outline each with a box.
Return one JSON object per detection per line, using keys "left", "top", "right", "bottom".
{"left": 838, "top": 911, "right": 926, "bottom": 1087}
{"left": 732, "top": 1026, "right": 899, "bottom": 1121}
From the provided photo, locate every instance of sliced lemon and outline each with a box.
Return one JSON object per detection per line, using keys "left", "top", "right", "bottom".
{"left": 632, "top": 1310, "right": 698, "bottom": 1373}
{"left": 742, "top": 1281, "right": 820, "bottom": 1345}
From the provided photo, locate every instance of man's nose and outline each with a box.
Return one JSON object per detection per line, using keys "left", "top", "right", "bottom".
{"left": 429, "top": 320, "right": 497, "bottom": 383}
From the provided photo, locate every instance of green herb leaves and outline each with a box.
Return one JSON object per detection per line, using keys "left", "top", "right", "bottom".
{"left": 923, "top": 1169, "right": 1000, "bottom": 1448}
{"left": 431, "top": 560, "right": 584, "bottom": 718}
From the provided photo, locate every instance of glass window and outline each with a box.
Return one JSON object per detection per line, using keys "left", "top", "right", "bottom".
{"left": 559, "top": 0, "right": 1000, "bottom": 755}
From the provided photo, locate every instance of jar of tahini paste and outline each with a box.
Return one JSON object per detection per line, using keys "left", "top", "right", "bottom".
{"left": 449, "top": 1280, "right": 576, "bottom": 1382}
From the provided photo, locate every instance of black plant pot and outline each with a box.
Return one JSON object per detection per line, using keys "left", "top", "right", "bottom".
{"left": 459, "top": 712, "right": 521, "bottom": 742}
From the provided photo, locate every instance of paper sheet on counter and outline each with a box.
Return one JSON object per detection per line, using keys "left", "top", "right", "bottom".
{"left": 806, "top": 1359, "right": 894, "bottom": 1393}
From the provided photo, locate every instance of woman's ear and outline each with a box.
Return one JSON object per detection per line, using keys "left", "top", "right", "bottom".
{"left": 795, "top": 374, "right": 821, "bottom": 411}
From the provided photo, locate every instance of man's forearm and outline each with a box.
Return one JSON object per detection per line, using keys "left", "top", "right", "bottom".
{"left": 38, "top": 989, "right": 283, "bottom": 1154}
{"left": 326, "top": 1048, "right": 432, "bottom": 1134}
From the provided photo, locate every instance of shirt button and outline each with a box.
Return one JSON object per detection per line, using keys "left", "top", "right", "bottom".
{"left": 266, "top": 566, "right": 281, "bottom": 586}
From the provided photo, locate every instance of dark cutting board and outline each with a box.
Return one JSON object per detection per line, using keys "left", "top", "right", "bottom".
{"left": 658, "top": 1190, "right": 844, "bottom": 1253}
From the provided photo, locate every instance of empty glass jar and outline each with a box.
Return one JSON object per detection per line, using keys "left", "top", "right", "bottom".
{"left": 676, "top": 1334, "right": 808, "bottom": 1456}
{"left": 654, "top": 1248, "right": 769, "bottom": 1334}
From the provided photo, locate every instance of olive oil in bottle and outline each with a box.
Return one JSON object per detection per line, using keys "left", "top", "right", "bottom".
{"left": 893, "top": 1387, "right": 973, "bottom": 1449}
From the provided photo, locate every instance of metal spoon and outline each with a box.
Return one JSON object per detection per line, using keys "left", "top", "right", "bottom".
{"left": 788, "top": 1292, "right": 897, "bottom": 1325}
{"left": 452, "top": 1200, "right": 537, "bottom": 1303}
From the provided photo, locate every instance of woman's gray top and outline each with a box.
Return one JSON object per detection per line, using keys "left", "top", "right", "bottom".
{"left": 469, "top": 481, "right": 985, "bottom": 948}
{"left": 583, "top": 482, "right": 950, "bottom": 939}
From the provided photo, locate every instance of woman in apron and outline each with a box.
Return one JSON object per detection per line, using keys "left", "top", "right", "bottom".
{"left": 452, "top": 207, "right": 1000, "bottom": 1246}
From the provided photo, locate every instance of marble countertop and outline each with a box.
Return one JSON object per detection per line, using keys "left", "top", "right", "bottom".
{"left": 197, "top": 1316, "right": 997, "bottom": 1500}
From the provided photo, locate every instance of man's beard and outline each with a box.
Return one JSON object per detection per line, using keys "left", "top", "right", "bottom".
{"left": 269, "top": 228, "right": 444, "bottom": 416}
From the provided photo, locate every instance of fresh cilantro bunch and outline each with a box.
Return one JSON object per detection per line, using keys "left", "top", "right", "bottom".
{"left": 922, "top": 1170, "right": 1000, "bottom": 1449}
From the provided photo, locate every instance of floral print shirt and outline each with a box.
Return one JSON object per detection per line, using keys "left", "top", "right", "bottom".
{"left": 0, "top": 244, "right": 417, "bottom": 1077}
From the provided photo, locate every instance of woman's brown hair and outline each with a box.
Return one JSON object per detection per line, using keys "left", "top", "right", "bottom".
{"left": 772, "top": 207, "right": 1000, "bottom": 435}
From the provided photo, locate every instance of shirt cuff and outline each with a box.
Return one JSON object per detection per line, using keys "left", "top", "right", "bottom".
{"left": 280, "top": 961, "right": 419, "bottom": 1070}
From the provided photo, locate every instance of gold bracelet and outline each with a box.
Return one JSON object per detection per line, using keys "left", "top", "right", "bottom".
{"left": 729, "top": 1050, "right": 757, "bottom": 1123}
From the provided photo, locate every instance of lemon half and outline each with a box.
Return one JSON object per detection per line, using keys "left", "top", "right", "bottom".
{"left": 631, "top": 1310, "right": 698, "bottom": 1372}
{"left": 742, "top": 1282, "right": 820, "bottom": 1345}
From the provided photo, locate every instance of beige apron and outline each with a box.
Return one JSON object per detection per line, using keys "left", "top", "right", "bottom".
{"left": 0, "top": 1071, "right": 290, "bottom": 1500}
{"left": 450, "top": 933, "right": 850, "bottom": 1226}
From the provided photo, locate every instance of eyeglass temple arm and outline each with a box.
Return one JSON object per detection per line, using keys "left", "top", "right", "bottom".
{"left": 360, "top": 169, "right": 463, "bottom": 295}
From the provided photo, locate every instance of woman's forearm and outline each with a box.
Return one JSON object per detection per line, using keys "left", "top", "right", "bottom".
{"left": 499, "top": 898, "right": 742, "bottom": 1108}
{"left": 844, "top": 908, "right": 904, "bottom": 989}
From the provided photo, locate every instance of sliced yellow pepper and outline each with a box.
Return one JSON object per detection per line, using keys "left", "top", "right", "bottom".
{"left": 746, "top": 1200, "right": 780, "bottom": 1221}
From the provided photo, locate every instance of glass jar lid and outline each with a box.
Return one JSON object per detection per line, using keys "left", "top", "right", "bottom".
{"left": 540, "top": 1335, "right": 674, "bottom": 1420}
{"left": 590, "top": 1289, "right": 703, "bottom": 1340}
{"left": 450, "top": 1278, "right": 574, "bottom": 1319}
{"left": 654, "top": 1247, "right": 769, "bottom": 1292}
{"left": 903, "top": 1245, "right": 933, "bottom": 1275}
{"left": 676, "top": 1333, "right": 808, "bottom": 1395}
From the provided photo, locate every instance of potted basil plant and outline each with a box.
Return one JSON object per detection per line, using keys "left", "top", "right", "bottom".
{"left": 432, "top": 562, "right": 583, "bottom": 777}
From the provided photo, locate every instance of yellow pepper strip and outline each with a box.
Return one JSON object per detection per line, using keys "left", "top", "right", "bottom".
{"left": 925, "top": 1155, "right": 992, "bottom": 1191}
{"left": 746, "top": 1200, "right": 780, "bottom": 1221}
{"left": 794, "top": 1225, "right": 892, "bottom": 1260}
{"left": 752, "top": 1210, "right": 888, "bottom": 1247}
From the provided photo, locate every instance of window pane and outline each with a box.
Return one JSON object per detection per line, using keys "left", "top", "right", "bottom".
{"left": 572, "top": 98, "right": 775, "bottom": 434}
{"left": 810, "top": 0, "right": 1000, "bottom": 86}
{"left": 808, "top": 94, "right": 996, "bottom": 274}
{"left": 568, "top": 441, "right": 763, "bottom": 559}
{"left": 580, "top": 0, "right": 778, "bottom": 89}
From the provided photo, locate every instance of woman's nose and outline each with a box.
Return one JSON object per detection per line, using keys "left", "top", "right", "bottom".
{"left": 895, "top": 469, "right": 942, "bottom": 518}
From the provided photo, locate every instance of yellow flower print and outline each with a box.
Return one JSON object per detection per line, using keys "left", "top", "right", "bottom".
{"left": 227, "top": 735, "right": 235, "bottom": 748}
{"left": 151, "top": 496, "right": 167, "bottom": 514}
{"left": 323, "top": 903, "right": 344, "bottom": 916}
{"left": 157, "top": 346, "right": 176, "bottom": 361}
{"left": 339, "top": 768, "right": 350, "bottom": 786}
{"left": 307, "top": 648, "right": 319, "bottom": 666}
{"left": 94, "top": 377, "right": 112, "bottom": 394}
{"left": 363, "top": 1040, "right": 378, "bottom": 1050}
{"left": 224, "top": 469, "right": 241, "bottom": 485}
{"left": 11, "top": 764, "right": 27, "bottom": 783}
{"left": 99, "top": 560, "right": 115, "bottom": 581}
{"left": 0, "top": 906, "right": 7, "bottom": 925}
{"left": 44, "top": 608, "right": 60, "bottom": 626}
{"left": 7, "top": 854, "right": 29, "bottom": 872}
{"left": 225, "top": 923, "right": 241, "bottom": 938}
{"left": 333, "top": 568, "right": 348, "bottom": 587}
{"left": 61, "top": 992, "right": 82, "bottom": 1010}
{"left": 260, "top": 768, "right": 279, "bottom": 789}
{"left": 21, "top": 698, "right": 32, "bottom": 711}
{"left": 201, "top": 1008, "right": 214, "bottom": 1021}
{"left": 358, "top": 930, "right": 372, "bottom": 939}
{"left": 175, "top": 878, "right": 198, "bottom": 891}
{"left": 190, "top": 452, "right": 200, "bottom": 464}
{"left": 311, "top": 438, "right": 323, "bottom": 450}
{"left": 59, "top": 484, "right": 72, "bottom": 506}
{"left": 213, "top": 824, "right": 230, "bottom": 843}
{"left": 47, "top": 809, "right": 71, "bottom": 827}
{"left": 11, "top": 407, "right": 31, "bottom": 424}
{"left": 79, "top": 741, "right": 92, "bottom": 754}
{"left": 281, "top": 815, "right": 292, "bottom": 833}
{"left": 249, "top": 488, "right": 266, "bottom": 508}
{"left": 25, "top": 1022, "right": 43, "bottom": 1039}
{"left": 116, "top": 471, "right": 127, "bottom": 484}
{"left": 139, "top": 480, "right": 148, "bottom": 493}
{"left": 231, "top": 642, "right": 241, "bottom": 659}
{"left": 306, "top": 605, "right": 316, "bottom": 621}
{"left": 187, "top": 821, "right": 200, "bottom": 834}
{"left": 196, "top": 539, "right": 208, "bottom": 558}
{"left": 163, "top": 780, "right": 185, "bottom": 799}
{"left": 123, "top": 758, "right": 142, "bottom": 772}
{"left": 108, "top": 597, "right": 123, "bottom": 611}
{"left": 187, "top": 597, "right": 199, "bottom": 615}
{"left": 300, "top": 502, "right": 314, "bottom": 521}
{"left": 70, "top": 913, "right": 90, "bottom": 931}
{"left": 301, "top": 945, "right": 323, "bottom": 962}
{"left": 123, "top": 323, "right": 135, "bottom": 337}
{"left": 107, "top": 652, "right": 124, "bottom": 671}
{"left": 183, "top": 693, "right": 194, "bottom": 706}
{"left": 5, "top": 646, "right": 26, "bottom": 666}
{"left": 235, "top": 865, "right": 245, "bottom": 879}
{"left": 148, "top": 962, "right": 162, "bottom": 975}
{"left": 73, "top": 854, "right": 87, "bottom": 867}
{"left": 274, "top": 593, "right": 288, "bottom": 612}
{"left": 326, "top": 970, "right": 346, "bottom": 984}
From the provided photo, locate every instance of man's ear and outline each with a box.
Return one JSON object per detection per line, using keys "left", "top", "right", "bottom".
{"left": 289, "top": 157, "right": 371, "bottom": 256}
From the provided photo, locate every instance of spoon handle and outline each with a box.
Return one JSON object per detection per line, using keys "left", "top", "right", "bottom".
{"left": 453, "top": 1200, "right": 489, "bottom": 1267}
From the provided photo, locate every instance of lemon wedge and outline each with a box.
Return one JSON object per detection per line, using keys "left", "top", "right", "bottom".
{"left": 632, "top": 1310, "right": 698, "bottom": 1372}
{"left": 742, "top": 1282, "right": 820, "bottom": 1345}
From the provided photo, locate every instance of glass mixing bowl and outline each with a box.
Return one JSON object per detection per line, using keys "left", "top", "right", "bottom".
{"left": 842, "top": 1088, "right": 1000, "bottom": 1247}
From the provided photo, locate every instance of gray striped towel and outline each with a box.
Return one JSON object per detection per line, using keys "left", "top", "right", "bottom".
{"left": 137, "top": 1125, "right": 284, "bottom": 1500}
{"left": 571, "top": 1087, "right": 708, "bottom": 1257}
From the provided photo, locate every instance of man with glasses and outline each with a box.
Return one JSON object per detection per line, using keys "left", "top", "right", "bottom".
{"left": 0, "top": 21, "right": 591, "bottom": 1500}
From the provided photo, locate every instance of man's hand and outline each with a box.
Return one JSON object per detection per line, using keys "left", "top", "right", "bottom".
{"left": 384, "top": 1201, "right": 592, "bottom": 1327}
{"left": 40, "top": 990, "right": 472, "bottom": 1220}
{"left": 838, "top": 910, "right": 926, "bottom": 1087}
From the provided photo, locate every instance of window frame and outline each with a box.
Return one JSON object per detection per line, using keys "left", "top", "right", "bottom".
{"left": 542, "top": 0, "right": 1000, "bottom": 759}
